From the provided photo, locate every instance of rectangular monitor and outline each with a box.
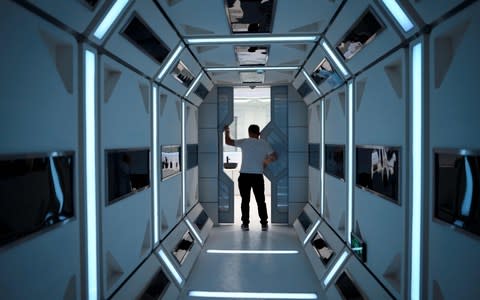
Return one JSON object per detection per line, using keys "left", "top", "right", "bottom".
{"left": 310, "top": 58, "right": 343, "bottom": 88}
{"left": 308, "top": 143, "right": 320, "bottom": 170}
{"left": 171, "top": 60, "right": 194, "bottom": 87}
{"left": 139, "top": 269, "right": 170, "bottom": 299}
{"left": 325, "top": 144, "right": 345, "bottom": 180}
{"left": 335, "top": 271, "right": 365, "bottom": 300}
{"left": 356, "top": 145, "right": 400, "bottom": 204}
{"left": 161, "top": 145, "right": 181, "bottom": 180}
{"left": 106, "top": 148, "right": 150, "bottom": 205}
{"left": 186, "top": 144, "right": 198, "bottom": 170}
{"left": 298, "top": 211, "right": 312, "bottom": 232}
{"left": 350, "top": 232, "right": 366, "bottom": 263}
{"left": 336, "top": 8, "right": 384, "bottom": 61}
{"left": 172, "top": 231, "right": 194, "bottom": 265}
{"left": 297, "top": 81, "right": 312, "bottom": 97}
{"left": 195, "top": 210, "right": 209, "bottom": 231}
{"left": 434, "top": 149, "right": 480, "bottom": 237}
{"left": 194, "top": 83, "right": 209, "bottom": 100}
{"left": 0, "top": 151, "right": 74, "bottom": 247}
{"left": 311, "top": 232, "right": 335, "bottom": 266}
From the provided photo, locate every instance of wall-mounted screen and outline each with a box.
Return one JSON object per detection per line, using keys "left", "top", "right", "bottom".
{"left": 435, "top": 149, "right": 480, "bottom": 237}
{"left": 325, "top": 144, "right": 345, "bottom": 180}
{"left": 195, "top": 210, "right": 209, "bottom": 231}
{"left": 225, "top": 0, "right": 274, "bottom": 33}
{"left": 336, "top": 8, "right": 384, "bottom": 61}
{"left": 0, "top": 152, "right": 74, "bottom": 247}
{"left": 351, "top": 232, "right": 366, "bottom": 263}
{"left": 311, "top": 232, "right": 334, "bottom": 266}
{"left": 106, "top": 149, "right": 150, "bottom": 205}
{"left": 297, "top": 81, "right": 312, "bottom": 97}
{"left": 171, "top": 60, "right": 194, "bottom": 87}
{"left": 335, "top": 272, "right": 365, "bottom": 300}
{"left": 356, "top": 145, "right": 400, "bottom": 204}
{"left": 235, "top": 45, "right": 269, "bottom": 66}
{"left": 298, "top": 211, "right": 312, "bottom": 232}
{"left": 140, "top": 269, "right": 170, "bottom": 299}
{"left": 309, "top": 143, "right": 320, "bottom": 170}
{"left": 186, "top": 144, "right": 198, "bottom": 170}
{"left": 162, "top": 145, "right": 181, "bottom": 180}
{"left": 194, "top": 83, "right": 209, "bottom": 100}
{"left": 122, "top": 14, "right": 170, "bottom": 65}
{"left": 172, "top": 231, "right": 194, "bottom": 265}
{"left": 310, "top": 58, "right": 343, "bottom": 88}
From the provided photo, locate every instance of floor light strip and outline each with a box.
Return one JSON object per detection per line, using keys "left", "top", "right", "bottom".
{"left": 186, "top": 36, "right": 318, "bottom": 44}
{"left": 411, "top": 41, "right": 423, "bottom": 300}
{"left": 156, "top": 44, "right": 184, "bottom": 81}
{"left": 188, "top": 291, "right": 317, "bottom": 299}
{"left": 347, "top": 82, "right": 354, "bottom": 244}
{"left": 152, "top": 86, "right": 159, "bottom": 244}
{"left": 381, "top": 0, "right": 414, "bottom": 32}
{"left": 158, "top": 249, "right": 183, "bottom": 286}
{"left": 85, "top": 49, "right": 98, "bottom": 300}
{"left": 93, "top": 0, "right": 130, "bottom": 40}
{"left": 302, "top": 69, "right": 322, "bottom": 96}
{"left": 321, "top": 40, "right": 349, "bottom": 77}
{"left": 206, "top": 250, "right": 299, "bottom": 255}
{"left": 303, "top": 219, "right": 321, "bottom": 245}
{"left": 323, "top": 250, "right": 349, "bottom": 287}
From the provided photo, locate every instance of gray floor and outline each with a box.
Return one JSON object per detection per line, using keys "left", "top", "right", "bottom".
{"left": 179, "top": 224, "right": 326, "bottom": 299}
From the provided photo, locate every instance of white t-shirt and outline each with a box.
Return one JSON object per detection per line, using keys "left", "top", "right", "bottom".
{"left": 235, "top": 138, "right": 274, "bottom": 174}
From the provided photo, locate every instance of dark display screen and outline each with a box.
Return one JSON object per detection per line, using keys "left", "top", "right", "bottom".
{"left": 187, "top": 144, "right": 198, "bottom": 170}
{"left": 106, "top": 149, "right": 150, "bottom": 204}
{"left": 297, "top": 81, "right": 313, "bottom": 97}
{"left": 309, "top": 143, "right": 320, "bottom": 170}
{"left": 335, "top": 272, "right": 364, "bottom": 300}
{"left": 325, "top": 144, "right": 345, "bottom": 180}
{"left": 0, "top": 152, "right": 74, "bottom": 247}
{"left": 311, "top": 232, "right": 334, "bottom": 265}
{"left": 195, "top": 210, "right": 208, "bottom": 231}
{"left": 435, "top": 150, "right": 480, "bottom": 237}
{"left": 298, "top": 211, "right": 312, "bottom": 232}
{"left": 194, "top": 83, "right": 209, "bottom": 100}
{"left": 356, "top": 146, "right": 399, "bottom": 203}
{"left": 139, "top": 269, "right": 170, "bottom": 300}
{"left": 172, "top": 231, "right": 194, "bottom": 265}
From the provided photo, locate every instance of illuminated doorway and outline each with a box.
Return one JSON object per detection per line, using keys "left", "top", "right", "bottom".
{"left": 223, "top": 86, "right": 271, "bottom": 229}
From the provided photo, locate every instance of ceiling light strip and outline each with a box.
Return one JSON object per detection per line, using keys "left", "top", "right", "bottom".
{"left": 158, "top": 249, "right": 183, "bottom": 286}
{"left": 302, "top": 69, "right": 322, "bottom": 96}
{"left": 85, "top": 49, "right": 98, "bottom": 300}
{"left": 93, "top": 0, "right": 130, "bottom": 40}
{"left": 156, "top": 43, "right": 184, "bottom": 81}
{"left": 185, "top": 72, "right": 204, "bottom": 98}
{"left": 206, "top": 249, "right": 299, "bottom": 254}
{"left": 323, "top": 250, "right": 349, "bottom": 287}
{"left": 185, "top": 218, "right": 203, "bottom": 246}
{"left": 205, "top": 66, "right": 300, "bottom": 72}
{"left": 186, "top": 36, "right": 318, "bottom": 44}
{"left": 303, "top": 219, "right": 321, "bottom": 245}
{"left": 188, "top": 291, "right": 317, "bottom": 299}
{"left": 347, "top": 82, "right": 354, "bottom": 245}
{"left": 152, "top": 86, "right": 159, "bottom": 245}
{"left": 381, "top": 0, "right": 415, "bottom": 32}
{"left": 320, "top": 40, "right": 349, "bottom": 77}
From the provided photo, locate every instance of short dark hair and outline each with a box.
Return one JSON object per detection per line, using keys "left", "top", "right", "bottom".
{"left": 248, "top": 124, "right": 260, "bottom": 135}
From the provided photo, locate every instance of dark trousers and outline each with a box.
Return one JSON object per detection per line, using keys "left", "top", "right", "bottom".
{"left": 238, "top": 173, "right": 268, "bottom": 225}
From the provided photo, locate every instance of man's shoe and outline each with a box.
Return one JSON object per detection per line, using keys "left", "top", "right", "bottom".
{"left": 241, "top": 224, "right": 249, "bottom": 231}
{"left": 261, "top": 224, "right": 268, "bottom": 231}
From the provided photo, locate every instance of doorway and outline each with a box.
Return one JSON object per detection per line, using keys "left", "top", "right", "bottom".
{"left": 223, "top": 86, "right": 271, "bottom": 229}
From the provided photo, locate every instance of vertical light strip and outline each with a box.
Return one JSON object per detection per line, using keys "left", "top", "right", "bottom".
{"left": 323, "top": 250, "right": 349, "bottom": 287}
{"left": 411, "top": 41, "right": 423, "bottom": 300}
{"left": 93, "top": 0, "right": 130, "bottom": 40}
{"left": 302, "top": 69, "right": 321, "bottom": 96}
{"left": 347, "top": 82, "right": 354, "bottom": 244}
{"left": 185, "top": 72, "right": 203, "bottom": 97}
{"left": 320, "top": 100, "right": 325, "bottom": 215}
{"left": 85, "top": 49, "right": 98, "bottom": 300}
{"left": 321, "top": 40, "right": 349, "bottom": 77}
{"left": 182, "top": 100, "right": 186, "bottom": 215}
{"left": 152, "top": 86, "right": 159, "bottom": 244}
{"left": 303, "top": 219, "right": 321, "bottom": 245}
{"left": 158, "top": 249, "right": 183, "bottom": 286}
{"left": 156, "top": 44, "right": 184, "bottom": 81}
{"left": 185, "top": 218, "right": 203, "bottom": 246}
{"left": 381, "top": 0, "right": 415, "bottom": 32}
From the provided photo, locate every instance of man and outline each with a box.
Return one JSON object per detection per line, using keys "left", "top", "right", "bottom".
{"left": 224, "top": 124, "right": 277, "bottom": 231}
